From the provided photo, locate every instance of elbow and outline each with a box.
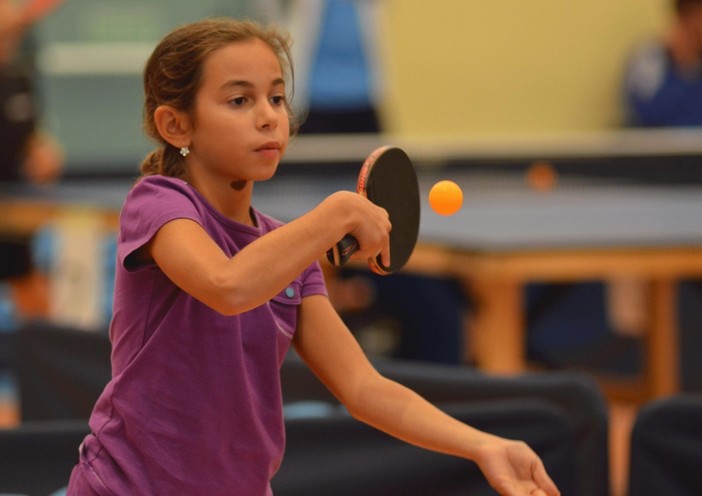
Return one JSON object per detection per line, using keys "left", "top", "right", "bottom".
{"left": 204, "top": 272, "right": 253, "bottom": 316}
{"left": 345, "top": 402, "right": 370, "bottom": 424}
{"left": 341, "top": 394, "right": 363, "bottom": 421}
{"left": 337, "top": 372, "right": 386, "bottom": 424}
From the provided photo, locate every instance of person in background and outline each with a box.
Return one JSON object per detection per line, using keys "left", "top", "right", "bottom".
{"left": 0, "top": 0, "right": 64, "bottom": 184}
{"left": 285, "top": 0, "right": 382, "bottom": 133}
{"left": 0, "top": 0, "right": 64, "bottom": 328}
{"left": 620, "top": 0, "right": 702, "bottom": 391}
{"left": 624, "top": 0, "right": 702, "bottom": 127}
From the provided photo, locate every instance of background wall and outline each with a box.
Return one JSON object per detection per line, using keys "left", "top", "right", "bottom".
{"left": 377, "top": 0, "right": 670, "bottom": 136}
{"left": 33, "top": 0, "right": 247, "bottom": 174}
{"left": 32, "top": 0, "right": 673, "bottom": 172}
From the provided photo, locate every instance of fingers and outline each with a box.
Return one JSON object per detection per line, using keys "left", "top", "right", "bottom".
{"left": 348, "top": 199, "right": 391, "bottom": 263}
{"left": 377, "top": 236, "right": 391, "bottom": 269}
{"left": 482, "top": 440, "right": 560, "bottom": 496}
{"left": 323, "top": 191, "right": 391, "bottom": 267}
{"left": 532, "top": 462, "right": 560, "bottom": 496}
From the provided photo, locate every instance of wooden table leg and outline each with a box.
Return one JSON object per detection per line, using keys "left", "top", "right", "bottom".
{"left": 468, "top": 278, "right": 525, "bottom": 374}
{"left": 8, "top": 270, "right": 50, "bottom": 319}
{"left": 645, "top": 278, "right": 680, "bottom": 398}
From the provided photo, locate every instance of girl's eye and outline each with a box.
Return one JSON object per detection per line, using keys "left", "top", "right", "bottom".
{"left": 230, "top": 97, "right": 247, "bottom": 106}
{"left": 270, "top": 95, "right": 286, "bottom": 106}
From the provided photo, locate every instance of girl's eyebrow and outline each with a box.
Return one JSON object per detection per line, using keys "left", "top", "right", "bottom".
{"left": 220, "top": 78, "right": 286, "bottom": 90}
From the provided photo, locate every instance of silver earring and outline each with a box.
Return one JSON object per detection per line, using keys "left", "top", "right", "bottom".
{"left": 179, "top": 146, "right": 190, "bottom": 157}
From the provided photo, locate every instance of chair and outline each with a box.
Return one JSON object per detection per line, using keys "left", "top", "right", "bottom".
{"left": 0, "top": 419, "right": 89, "bottom": 496}
{"left": 274, "top": 401, "right": 576, "bottom": 496}
{"left": 281, "top": 353, "right": 609, "bottom": 496}
{"left": 628, "top": 394, "right": 702, "bottom": 496}
{"left": 9, "top": 320, "right": 110, "bottom": 421}
{"left": 6, "top": 322, "right": 608, "bottom": 495}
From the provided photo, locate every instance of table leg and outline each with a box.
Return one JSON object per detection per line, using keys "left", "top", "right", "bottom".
{"left": 645, "top": 278, "right": 680, "bottom": 398}
{"left": 9, "top": 270, "right": 50, "bottom": 319}
{"left": 468, "top": 278, "right": 525, "bottom": 374}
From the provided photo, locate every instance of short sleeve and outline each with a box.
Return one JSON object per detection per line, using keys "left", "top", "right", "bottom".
{"left": 118, "top": 176, "right": 203, "bottom": 271}
{"left": 300, "top": 260, "right": 328, "bottom": 299}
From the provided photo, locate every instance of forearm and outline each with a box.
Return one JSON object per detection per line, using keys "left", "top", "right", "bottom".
{"left": 220, "top": 200, "right": 349, "bottom": 311}
{"left": 295, "top": 296, "right": 560, "bottom": 496}
{"left": 154, "top": 190, "right": 389, "bottom": 315}
{"left": 295, "top": 298, "right": 491, "bottom": 461}
{"left": 220, "top": 189, "right": 390, "bottom": 313}
{"left": 348, "top": 374, "right": 494, "bottom": 462}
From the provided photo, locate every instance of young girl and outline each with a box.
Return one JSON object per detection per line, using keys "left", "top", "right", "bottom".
{"left": 66, "top": 18, "right": 560, "bottom": 496}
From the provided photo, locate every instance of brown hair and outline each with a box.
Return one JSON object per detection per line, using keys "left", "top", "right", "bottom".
{"left": 676, "top": 0, "right": 702, "bottom": 13}
{"left": 139, "top": 17, "right": 295, "bottom": 179}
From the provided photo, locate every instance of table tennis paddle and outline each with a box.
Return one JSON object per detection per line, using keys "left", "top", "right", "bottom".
{"left": 326, "top": 146, "right": 420, "bottom": 275}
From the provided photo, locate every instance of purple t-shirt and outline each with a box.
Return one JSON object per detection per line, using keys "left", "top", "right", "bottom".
{"left": 76, "top": 175, "right": 327, "bottom": 495}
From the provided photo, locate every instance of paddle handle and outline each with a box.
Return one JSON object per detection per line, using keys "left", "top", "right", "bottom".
{"left": 326, "top": 234, "right": 359, "bottom": 266}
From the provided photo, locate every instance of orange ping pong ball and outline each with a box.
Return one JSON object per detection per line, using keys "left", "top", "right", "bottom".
{"left": 429, "top": 180, "right": 463, "bottom": 216}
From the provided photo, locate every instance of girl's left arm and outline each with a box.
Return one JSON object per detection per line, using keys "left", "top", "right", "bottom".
{"left": 293, "top": 294, "right": 560, "bottom": 496}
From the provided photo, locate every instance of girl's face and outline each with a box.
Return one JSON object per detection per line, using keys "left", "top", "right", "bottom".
{"left": 187, "top": 38, "right": 290, "bottom": 183}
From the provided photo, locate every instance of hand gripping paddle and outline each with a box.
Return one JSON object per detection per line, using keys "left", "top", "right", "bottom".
{"left": 326, "top": 146, "right": 420, "bottom": 275}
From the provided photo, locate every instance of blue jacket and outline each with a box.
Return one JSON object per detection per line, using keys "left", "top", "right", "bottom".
{"left": 623, "top": 40, "right": 702, "bottom": 127}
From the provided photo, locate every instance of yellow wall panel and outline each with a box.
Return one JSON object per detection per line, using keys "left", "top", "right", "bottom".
{"left": 377, "top": 0, "right": 670, "bottom": 136}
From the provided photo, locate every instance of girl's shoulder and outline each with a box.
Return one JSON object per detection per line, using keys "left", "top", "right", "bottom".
{"left": 120, "top": 175, "right": 205, "bottom": 231}
{"left": 126, "top": 175, "right": 198, "bottom": 208}
{"left": 130, "top": 174, "right": 190, "bottom": 194}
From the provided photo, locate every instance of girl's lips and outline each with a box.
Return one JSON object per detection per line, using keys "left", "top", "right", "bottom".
{"left": 255, "top": 144, "right": 281, "bottom": 159}
{"left": 255, "top": 142, "right": 281, "bottom": 152}
{"left": 256, "top": 141, "right": 282, "bottom": 160}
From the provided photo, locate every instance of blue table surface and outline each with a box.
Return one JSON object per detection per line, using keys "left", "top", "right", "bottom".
{"left": 5, "top": 170, "right": 702, "bottom": 252}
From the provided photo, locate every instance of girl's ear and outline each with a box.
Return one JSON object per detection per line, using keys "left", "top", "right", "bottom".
{"left": 153, "top": 105, "right": 192, "bottom": 149}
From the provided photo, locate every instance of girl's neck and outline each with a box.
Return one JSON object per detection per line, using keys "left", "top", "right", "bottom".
{"left": 187, "top": 174, "right": 255, "bottom": 226}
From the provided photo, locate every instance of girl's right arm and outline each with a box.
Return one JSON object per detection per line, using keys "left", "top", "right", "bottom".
{"left": 145, "top": 190, "right": 390, "bottom": 315}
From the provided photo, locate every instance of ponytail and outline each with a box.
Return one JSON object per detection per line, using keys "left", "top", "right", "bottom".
{"left": 139, "top": 146, "right": 187, "bottom": 179}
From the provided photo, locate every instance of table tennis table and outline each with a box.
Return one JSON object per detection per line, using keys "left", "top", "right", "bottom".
{"left": 5, "top": 130, "right": 702, "bottom": 401}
